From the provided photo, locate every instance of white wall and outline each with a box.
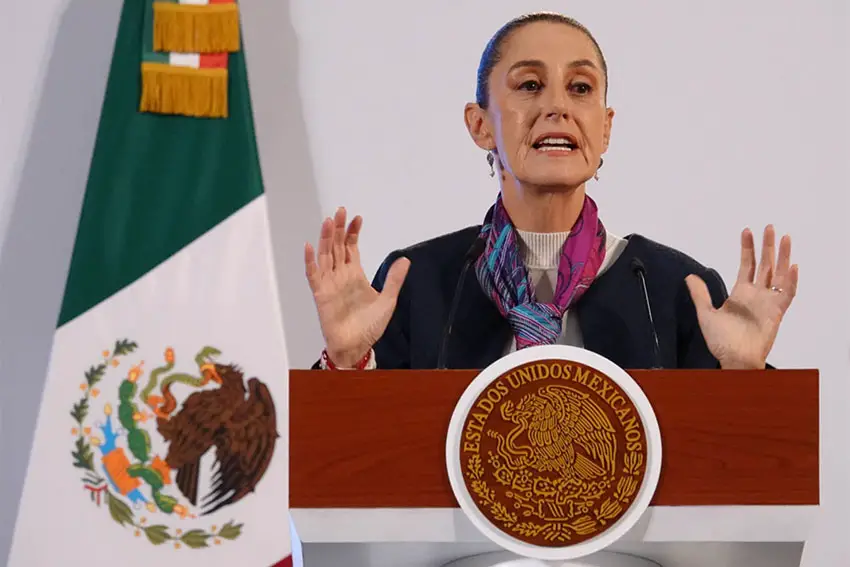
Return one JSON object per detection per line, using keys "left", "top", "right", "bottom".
{"left": 0, "top": 0, "right": 123, "bottom": 564}
{"left": 1, "top": 1, "right": 847, "bottom": 566}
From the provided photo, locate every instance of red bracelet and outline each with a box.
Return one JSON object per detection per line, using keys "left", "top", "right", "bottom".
{"left": 322, "top": 348, "right": 371, "bottom": 370}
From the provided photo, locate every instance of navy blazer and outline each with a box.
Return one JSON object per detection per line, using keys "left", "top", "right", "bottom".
{"left": 360, "top": 226, "right": 730, "bottom": 371}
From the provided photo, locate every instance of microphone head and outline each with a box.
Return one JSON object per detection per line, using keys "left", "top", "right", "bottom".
{"left": 630, "top": 257, "right": 646, "bottom": 275}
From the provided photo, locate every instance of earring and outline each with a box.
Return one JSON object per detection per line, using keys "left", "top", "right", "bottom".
{"left": 594, "top": 157, "right": 604, "bottom": 181}
{"left": 487, "top": 152, "right": 496, "bottom": 178}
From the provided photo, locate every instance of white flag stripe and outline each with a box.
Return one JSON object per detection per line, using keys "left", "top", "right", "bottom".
{"left": 8, "top": 196, "right": 290, "bottom": 566}
{"left": 169, "top": 53, "right": 201, "bottom": 68}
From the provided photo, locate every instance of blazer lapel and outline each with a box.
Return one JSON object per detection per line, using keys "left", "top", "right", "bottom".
{"left": 576, "top": 236, "right": 658, "bottom": 369}
{"left": 445, "top": 271, "right": 511, "bottom": 370}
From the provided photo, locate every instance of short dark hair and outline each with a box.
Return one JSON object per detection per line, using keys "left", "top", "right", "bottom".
{"left": 475, "top": 12, "right": 609, "bottom": 109}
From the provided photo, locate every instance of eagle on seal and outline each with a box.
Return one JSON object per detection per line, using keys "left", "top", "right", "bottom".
{"left": 497, "top": 384, "right": 617, "bottom": 481}
{"left": 156, "top": 363, "right": 279, "bottom": 515}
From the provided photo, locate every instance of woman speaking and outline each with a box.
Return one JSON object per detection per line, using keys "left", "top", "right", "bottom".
{"left": 304, "top": 12, "right": 798, "bottom": 371}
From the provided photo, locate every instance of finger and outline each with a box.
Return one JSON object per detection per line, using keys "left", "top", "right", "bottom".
{"left": 755, "top": 225, "right": 776, "bottom": 287}
{"left": 317, "top": 217, "right": 334, "bottom": 272}
{"left": 304, "top": 242, "right": 319, "bottom": 285}
{"left": 685, "top": 274, "right": 715, "bottom": 317}
{"left": 773, "top": 234, "right": 792, "bottom": 284}
{"left": 771, "top": 263, "right": 799, "bottom": 313}
{"left": 378, "top": 257, "right": 411, "bottom": 303}
{"left": 332, "top": 207, "right": 347, "bottom": 269}
{"left": 785, "top": 264, "right": 799, "bottom": 301}
{"left": 345, "top": 215, "right": 363, "bottom": 264}
{"left": 737, "top": 228, "right": 756, "bottom": 284}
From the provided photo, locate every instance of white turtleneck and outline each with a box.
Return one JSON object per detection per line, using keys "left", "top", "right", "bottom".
{"left": 507, "top": 229, "right": 627, "bottom": 353}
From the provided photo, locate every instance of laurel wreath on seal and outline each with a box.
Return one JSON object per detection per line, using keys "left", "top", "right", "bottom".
{"left": 465, "top": 447, "right": 643, "bottom": 543}
{"left": 70, "top": 339, "right": 243, "bottom": 548}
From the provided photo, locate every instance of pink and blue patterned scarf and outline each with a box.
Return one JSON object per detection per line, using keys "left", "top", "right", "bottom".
{"left": 474, "top": 194, "right": 607, "bottom": 349}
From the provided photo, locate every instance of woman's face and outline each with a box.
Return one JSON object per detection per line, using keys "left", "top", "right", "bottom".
{"left": 467, "top": 22, "right": 614, "bottom": 190}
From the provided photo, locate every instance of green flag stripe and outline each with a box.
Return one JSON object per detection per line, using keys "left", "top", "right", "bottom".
{"left": 143, "top": 0, "right": 155, "bottom": 57}
{"left": 143, "top": 51, "right": 169, "bottom": 64}
{"left": 58, "top": 0, "right": 263, "bottom": 327}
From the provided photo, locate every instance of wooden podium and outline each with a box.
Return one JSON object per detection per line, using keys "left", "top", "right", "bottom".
{"left": 289, "top": 369, "right": 819, "bottom": 567}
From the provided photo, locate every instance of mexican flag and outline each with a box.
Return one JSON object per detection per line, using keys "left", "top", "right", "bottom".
{"left": 6, "top": 1, "right": 292, "bottom": 566}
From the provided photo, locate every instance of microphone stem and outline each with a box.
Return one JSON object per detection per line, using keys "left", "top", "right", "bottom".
{"left": 637, "top": 270, "right": 662, "bottom": 369}
{"left": 437, "top": 257, "right": 474, "bottom": 369}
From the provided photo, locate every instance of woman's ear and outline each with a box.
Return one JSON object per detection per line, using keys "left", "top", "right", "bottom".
{"left": 602, "top": 107, "right": 615, "bottom": 153}
{"left": 464, "top": 103, "right": 496, "bottom": 151}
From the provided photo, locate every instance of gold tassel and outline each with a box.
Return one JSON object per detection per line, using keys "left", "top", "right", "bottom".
{"left": 140, "top": 62, "right": 229, "bottom": 119}
{"left": 153, "top": 2, "right": 240, "bottom": 54}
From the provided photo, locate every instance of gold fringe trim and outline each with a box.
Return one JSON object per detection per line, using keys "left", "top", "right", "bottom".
{"left": 153, "top": 2, "right": 240, "bottom": 54}
{"left": 140, "top": 62, "right": 228, "bottom": 119}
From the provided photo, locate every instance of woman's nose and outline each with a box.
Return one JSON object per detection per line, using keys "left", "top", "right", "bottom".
{"left": 543, "top": 89, "right": 571, "bottom": 121}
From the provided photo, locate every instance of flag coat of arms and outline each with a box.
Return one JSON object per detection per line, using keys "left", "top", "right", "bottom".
{"left": 7, "top": 0, "right": 292, "bottom": 565}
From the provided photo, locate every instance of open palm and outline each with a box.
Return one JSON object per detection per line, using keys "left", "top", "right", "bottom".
{"left": 686, "top": 226, "right": 798, "bottom": 369}
{"left": 305, "top": 207, "right": 410, "bottom": 368}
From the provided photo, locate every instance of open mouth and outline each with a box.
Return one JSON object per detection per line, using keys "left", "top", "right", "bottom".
{"left": 532, "top": 134, "right": 578, "bottom": 152}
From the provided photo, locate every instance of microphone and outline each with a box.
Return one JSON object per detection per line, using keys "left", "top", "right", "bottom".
{"left": 630, "top": 258, "right": 663, "bottom": 370}
{"left": 437, "top": 236, "right": 487, "bottom": 369}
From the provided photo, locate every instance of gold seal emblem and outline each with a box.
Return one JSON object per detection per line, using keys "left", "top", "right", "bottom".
{"left": 459, "top": 359, "right": 648, "bottom": 547}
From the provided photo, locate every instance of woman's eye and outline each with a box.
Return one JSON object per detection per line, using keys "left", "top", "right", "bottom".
{"left": 518, "top": 80, "right": 542, "bottom": 92}
{"left": 570, "top": 82, "right": 592, "bottom": 95}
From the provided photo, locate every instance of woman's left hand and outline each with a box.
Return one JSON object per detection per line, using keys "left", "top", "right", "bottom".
{"left": 686, "top": 225, "right": 798, "bottom": 369}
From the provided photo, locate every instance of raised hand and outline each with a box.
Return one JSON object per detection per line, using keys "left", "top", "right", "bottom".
{"left": 305, "top": 207, "right": 410, "bottom": 368}
{"left": 686, "top": 225, "right": 798, "bottom": 369}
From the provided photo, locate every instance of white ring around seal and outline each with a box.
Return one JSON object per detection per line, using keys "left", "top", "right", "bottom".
{"left": 445, "top": 345, "right": 663, "bottom": 561}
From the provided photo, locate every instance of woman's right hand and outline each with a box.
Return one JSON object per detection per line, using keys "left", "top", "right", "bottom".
{"left": 305, "top": 207, "right": 411, "bottom": 368}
